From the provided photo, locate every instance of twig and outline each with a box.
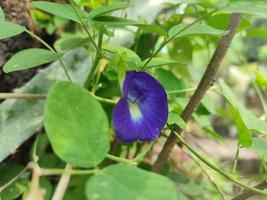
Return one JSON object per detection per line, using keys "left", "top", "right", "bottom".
{"left": 0, "top": 92, "right": 117, "bottom": 104}
{"left": 0, "top": 166, "right": 28, "bottom": 193}
{"left": 232, "top": 180, "right": 267, "bottom": 200}
{"left": 187, "top": 150, "right": 227, "bottom": 200}
{"left": 25, "top": 29, "right": 72, "bottom": 82}
{"left": 51, "top": 164, "right": 72, "bottom": 200}
{"left": 0, "top": 93, "right": 46, "bottom": 100}
{"left": 151, "top": 13, "right": 243, "bottom": 173}
{"left": 232, "top": 142, "right": 240, "bottom": 173}
{"left": 106, "top": 154, "right": 137, "bottom": 165}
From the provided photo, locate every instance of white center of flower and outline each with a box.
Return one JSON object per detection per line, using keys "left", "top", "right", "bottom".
{"left": 128, "top": 101, "right": 142, "bottom": 120}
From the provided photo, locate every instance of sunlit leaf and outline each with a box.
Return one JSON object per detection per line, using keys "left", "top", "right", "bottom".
{"left": 44, "top": 82, "right": 110, "bottom": 167}
{"left": 0, "top": 49, "right": 92, "bottom": 163}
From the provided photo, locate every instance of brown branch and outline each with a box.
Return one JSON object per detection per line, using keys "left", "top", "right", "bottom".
{"left": 232, "top": 180, "right": 267, "bottom": 200}
{"left": 152, "top": 13, "right": 244, "bottom": 173}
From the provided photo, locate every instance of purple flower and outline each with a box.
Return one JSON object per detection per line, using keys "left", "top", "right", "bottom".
{"left": 112, "top": 71, "right": 168, "bottom": 143}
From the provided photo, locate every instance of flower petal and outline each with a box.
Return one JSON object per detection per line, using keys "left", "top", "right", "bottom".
{"left": 112, "top": 71, "right": 168, "bottom": 143}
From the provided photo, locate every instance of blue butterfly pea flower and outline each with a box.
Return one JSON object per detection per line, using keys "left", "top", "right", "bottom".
{"left": 112, "top": 71, "right": 168, "bottom": 143}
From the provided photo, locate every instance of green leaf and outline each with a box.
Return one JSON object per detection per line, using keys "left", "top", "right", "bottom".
{"left": 55, "top": 37, "right": 89, "bottom": 52}
{"left": 92, "top": 16, "right": 137, "bottom": 27}
{"left": 135, "top": 24, "right": 167, "bottom": 36}
{"left": 154, "top": 69, "right": 186, "bottom": 93}
{"left": 142, "top": 57, "right": 182, "bottom": 68}
{"left": 254, "top": 69, "right": 267, "bottom": 90}
{"left": 103, "top": 44, "right": 142, "bottom": 69}
{"left": 219, "top": 80, "right": 255, "bottom": 147}
{"left": 0, "top": 21, "right": 25, "bottom": 40}
{"left": 250, "top": 137, "right": 267, "bottom": 158}
{"left": 32, "top": 1, "right": 86, "bottom": 23}
{"left": 0, "top": 6, "right": 4, "bottom": 21}
{"left": 168, "top": 112, "right": 187, "bottom": 129}
{"left": 92, "top": 15, "right": 167, "bottom": 35}
{"left": 0, "top": 49, "right": 93, "bottom": 163}
{"left": 3, "top": 48, "right": 62, "bottom": 73}
{"left": 44, "top": 82, "right": 110, "bottom": 167}
{"left": 247, "top": 28, "right": 267, "bottom": 38}
{"left": 168, "top": 23, "right": 227, "bottom": 39}
{"left": 40, "top": 177, "right": 53, "bottom": 200}
{"left": 86, "top": 164, "right": 178, "bottom": 200}
{"left": 0, "top": 164, "right": 29, "bottom": 200}
{"left": 228, "top": 103, "right": 251, "bottom": 147}
{"left": 219, "top": 79, "right": 267, "bottom": 134}
{"left": 207, "top": 14, "right": 251, "bottom": 32}
{"left": 87, "top": 4, "right": 128, "bottom": 19}
{"left": 221, "top": 1, "right": 267, "bottom": 18}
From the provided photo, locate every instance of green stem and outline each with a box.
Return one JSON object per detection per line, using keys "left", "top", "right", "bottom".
{"left": 25, "top": 29, "right": 72, "bottom": 82}
{"left": 133, "top": 142, "right": 155, "bottom": 162}
{"left": 84, "top": 27, "right": 104, "bottom": 88}
{"left": 106, "top": 154, "right": 137, "bottom": 165}
{"left": 252, "top": 80, "right": 267, "bottom": 118}
{"left": 59, "top": 60, "right": 73, "bottom": 83}
{"left": 31, "top": 134, "right": 41, "bottom": 162}
{"left": 167, "top": 88, "right": 196, "bottom": 95}
{"left": 173, "top": 132, "right": 267, "bottom": 195}
{"left": 232, "top": 142, "right": 240, "bottom": 173}
{"left": 40, "top": 168, "right": 97, "bottom": 176}
{"left": 25, "top": 29, "right": 54, "bottom": 51}
{"left": 91, "top": 93, "right": 117, "bottom": 104}
{"left": 69, "top": 0, "right": 99, "bottom": 53}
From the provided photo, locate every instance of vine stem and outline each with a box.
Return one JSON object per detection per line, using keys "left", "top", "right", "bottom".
{"left": 167, "top": 88, "right": 196, "bottom": 95}
{"left": 174, "top": 132, "right": 267, "bottom": 195}
{"left": 0, "top": 93, "right": 46, "bottom": 99}
{"left": 69, "top": 0, "right": 99, "bottom": 53}
{"left": 106, "top": 154, "right": 137, "bottom": 165}
{"left": 232, "top": 142, "right": 240, "bottom": 173}
{"left": 84, "top": 26, "right": 104, "bottom": 88}
{"left": 152, "top": 13, "right": 244, "bottom": 173}
{"left": 24, "top": 29, "right": 72, "bottom": 82}
{"left": 39, "top": 167, "right": 97, "bottom": 176}
{"left": 132, "top": 142, "right": 155, "bottom": 162}
{"left": 0, "top": 92, "right": 116, "bottom": 104}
